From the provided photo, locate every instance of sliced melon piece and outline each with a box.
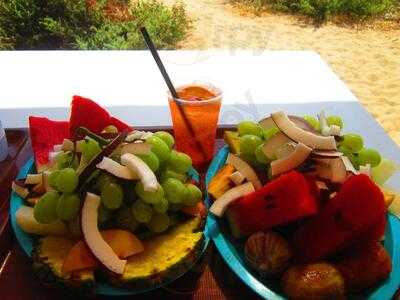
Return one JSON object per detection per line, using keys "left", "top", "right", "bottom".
{"left": 16, "top": 206, "right": 67, "bottom": 236}
{"left": 121, "top": 142, "right": 152, "bottom": 156}
{"left": 271, "top": 111, "right": 337, "bottom": 150}
{"left": 210, "top": 182, "right": 255, "bottom": 217}
{"left": 96, "top": 157, "right": 138, "bottom": 180}
{"left": 227, "top": 154, "right": 262, "bottom": 190}
{"left": 81, "top": 193, "right": 127, "bottom": 274}
{"left": 121, "top": 153, "right": 158, "bottom": 192}
{"left": 271, "top": 143, "right": 312, "bottom": 176}
{"left": 261, "top": 132, "right": 292, "bottom": 159}
{"left": 229, "top": 171, "right": 246, "bottom": 186}
{"left": 207, "top": 164, "right": 235, "bottom": 199}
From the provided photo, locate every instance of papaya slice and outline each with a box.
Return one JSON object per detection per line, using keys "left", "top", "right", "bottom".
{"left": 29, "top": 116, "right": 69, "bottom": 172}
{"left": 69, "top": 95, "right": 131, "bottom": 136}
{"left": 207, "top": 164, "right": 235, "bottom": 200}
{"left": 182, "top": 202, "right": 207, "bottom": 218}
{"left": 62, "top": 230, "right": 144, "bottom": 273}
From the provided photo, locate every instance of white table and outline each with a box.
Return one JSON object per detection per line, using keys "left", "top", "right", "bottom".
{"left": 0, "top": 50, "right": 357, "bottom": 128}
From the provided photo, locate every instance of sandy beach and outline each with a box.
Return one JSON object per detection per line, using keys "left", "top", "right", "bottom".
{"left": 161, "top": 0, "right": 400, "bottom": 145}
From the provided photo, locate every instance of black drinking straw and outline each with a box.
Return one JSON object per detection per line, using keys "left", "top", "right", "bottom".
{"left": 140, "top": 27, "right": 207, "bottom": 162}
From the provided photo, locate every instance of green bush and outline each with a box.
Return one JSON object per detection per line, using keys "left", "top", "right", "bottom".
{"left": 0, "top": 0, "right": 190, "bottom": 50}
{"left": 235, "top": 0, "right": 396, "bottom": 21}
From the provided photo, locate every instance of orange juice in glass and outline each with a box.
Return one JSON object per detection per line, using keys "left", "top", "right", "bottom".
{"left": 168, "top": 83, "right": 222, "bottom": 169}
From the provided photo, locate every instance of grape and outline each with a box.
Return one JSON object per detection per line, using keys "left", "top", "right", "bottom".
{"left": 145, "top": 136, "right": 171, "bottom": 162}
{"left": 184, "top": 184, "right": 202, "bottom": 206}
{"left": 116, "top": 207, "right": 138, "bottom": 232}
{"left": 153, "top": 197, "right": 169, "bottom": 214}
{"left": 263, "top": 126, "right": 280, "bottom": 140}
{"left": 304, "top": 115, "right": 321, "bottom": 131}
{"left": 34, "top": 191, "right": 60, "bottom": 224}
{"left": 147, "top": 213, "right": 170, "bottom": 233}
{"left": 98, "top": 204, "right": 113, "bottom": 223}
{"left": 131, "top": 200, "right": 153, "bottom": 223}
{"left": 167, "top": 150, "right": 192, "bottom": 174}
{"left": 80, "top": 137, "right": 101, "bottom": 162}
{"left": 153, "top": 131, "right": 174, "bottom": 150}
{"left": 102, "top": 125, "right": 118, "bottom": 134}
{"left": 237, "top": 121, "right": 263, "bottom": 137}
{"left": 56, "top": 168, "right": 79, "bottom": 193}
{"left": 55, "top": 152, "right": 72, "bottom": 169}
{"left": 137, "top": 152, "right": 160, "bottom": 172}
{"left": 48, "top": 170, "right": 60, "bottom": 188}
{"left": 96, "top": 173, "right": 117, "bottom": 191}
{"left": 255, "top": 144, "right": 269, "bottom": 164}
{"left": 101, "top": 182, "right": 124, "bottom": 209}
{"left": 56, "top": 193, "right": 80, "bottom": 221}
{"left": 358, "top": 148, "right": 381, "bottom": 167}
{"left": 135, "top": 182, "right": 164, "bottom": 204}
{"left": 162, "top": 178, "right": 189, "bottom": 204}
{"left": 341, "top": 134, "right": 364, "bottom": 153}
{"left": 160, "top": 168, "right": 188, "bottom": 183}
{"left": 240, "top": 135, "right": 263, "bottom": 155}
{"left": 326, "top": 115, "right": 344, "bottom": 129}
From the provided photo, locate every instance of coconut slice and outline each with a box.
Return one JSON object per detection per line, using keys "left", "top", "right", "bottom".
{"left": 210, "top": 182, "right": 255, "bottom": 217}
{"left": 126, "top": 130, "right": 153, "bottom": 142}
{"left": 314, "top": 157, "right": 348, "bottom": 183}
{"left": 25, "top": 173, "right": 43, "bottom": 185}
{"left": 49, "top": 151, "right": 62, "bottom": 163}
{"left": 53, "top": 144, "right": 63, "bottom": 152}
{"left": 229, "top": 171, "right": 246, "bottom": 186}
{"left": 262, "top": 132, "right": 292, "bottom": 159}
{"left": 271, "top": 111, "right": 337, "bottom": 150}
{"left": 340, "top": 156, "right": 359, "bottom": 175}
{"left": 318, "top": 111, "right": 341, "bottom": 137}
{"left": 259, "top": 115, "right": 319, "bottom": 134}
{"left": 12, "top": 181, "right": 30, "bottom": 199}
{"left": 121, "top": 143, "right": 152, "bottom": 156}
{"left": 312, "top": 150, "right": 343, "bottom": 158}
{"left": 226, "top": 154, "right": 262, "bottom": 190}
{"left": 96, "top": 157, "right": 138, "bottom": 180}
{"left": 274, "top": 142, "right": 297, "bottom": 160}
{"left": 81, "top": 193, "right": 127, "bottom": 274}
{"left": 121, "top": 153, "right": 158, "bottom": 192}
{"left": 270, "top": 143, "right": 312, "bottom": 176}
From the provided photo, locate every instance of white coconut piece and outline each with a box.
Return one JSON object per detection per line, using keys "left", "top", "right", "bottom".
{"left": 96, "top": 157, "right": 138, "bottom": 180}
{"left": 12, "top": 182, "right": 30, "bottom": 199}
{"left": 25, "top": 173, "right": 43, "bottom": 185}
{"left": 261, "top": 132, "right": 292, "bottom": 159}
{"left": 48, "top": 151, "right": 62, "bottom": 164}
{"left": 314, "top": 157, "right": 349, "bottom": 183}
{"left": 121, "top": 153, "right": 158, "bottom": 192}
{"left": 270, "top": 143, "right": 312, "bottom": 176}
{"left": 271, "top": 111, "right": 337, "bottom": 150}
{"left": 329, "top": 125, "right": 342, "bottom": 136}
{"left": 209, "top": 182, "right": 255, "bottom": 217}
{"left": 81, "top": 193, "right": 126, "bottom": 274}
{"left": 340, "top": 156, "right": 359, "bottom": 175}
{"left": 53, "top": 144, "right": 63, "bottom": 152}
{"left": 229, "top": 171, "right": 246, "bottom": 186}
{"left": 312, "top": 150, "right": 343, "bottom": 157}
{"left": 274, "top": 142, "right": 297, "bottom": 160}
{"left": 226, "top": 154, "right": 262, "bottom": 190}
{"left": 259, "top": 115, "right": 319, "bottom": 134}
{"left": 121, "top": 143, "right": 152, "bottom": 156}
{"left": 16, "top": 206, "right": 67, "bottom": 236}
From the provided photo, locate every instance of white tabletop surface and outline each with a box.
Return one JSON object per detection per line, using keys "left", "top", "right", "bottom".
{"left": 0, "top": 50, "right": 357, "bottom": 128}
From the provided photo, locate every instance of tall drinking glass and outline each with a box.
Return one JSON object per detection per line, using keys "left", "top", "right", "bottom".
{"left": 168, "top": 82, "right": 222, "bottom": 170}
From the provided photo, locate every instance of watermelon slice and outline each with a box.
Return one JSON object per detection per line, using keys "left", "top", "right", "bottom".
{"left": 226, "top": 171, "right": 318, "bottom": 238}
{"left": 29, "top": 116, "right": 69, "bottom": 172}
{"left": 291, "top": 174, "right": 386, "bottom": 263}
{"left": 69, "top": 95, "right": 131, "bottom": 136}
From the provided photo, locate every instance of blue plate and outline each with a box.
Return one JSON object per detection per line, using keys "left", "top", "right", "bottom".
{"left": 10, "top": 158, "right": 210, "bottom": 296}
{"left": 205, "top": 146, "right": 400, "bottom": 300}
